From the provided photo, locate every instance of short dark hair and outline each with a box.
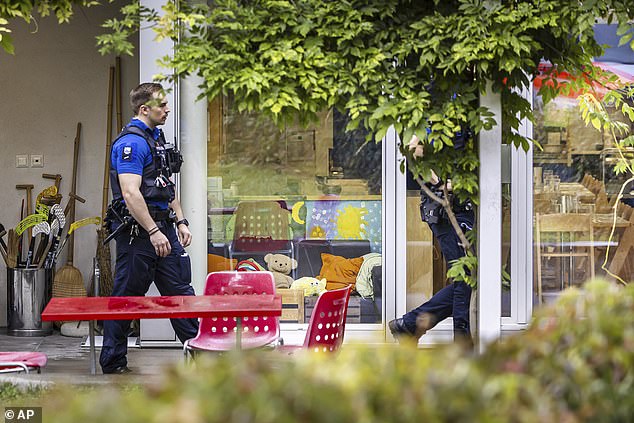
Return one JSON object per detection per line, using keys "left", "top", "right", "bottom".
{"left": 130, "top": 82, "right": 164, "bottom": 115}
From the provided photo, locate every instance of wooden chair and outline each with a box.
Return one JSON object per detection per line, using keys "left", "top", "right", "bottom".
{"left": 535, "top": 213, "right": 595, "bottom": 304}
{"left": 608, "top": 207, "right": 634, "bottom": 281}
{"left": 277, "top": 286, "right": 352, "bottom": 354}
{"left": 183, "top": 271, "right": 281, "bottom": 356}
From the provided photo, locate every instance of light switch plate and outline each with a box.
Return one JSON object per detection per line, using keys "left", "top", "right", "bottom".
{"left": 30, "top": 154, "right": 43, "bottom": 168}
{"left": 16, "top": 154, "right": 29, "bottom": 168}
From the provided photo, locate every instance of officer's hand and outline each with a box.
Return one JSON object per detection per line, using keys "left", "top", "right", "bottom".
{"left": 177, "top": 224, "right": 192, "bottom": 248}
{"left": 150, "top": 231, "right": 171, "bottom": 257}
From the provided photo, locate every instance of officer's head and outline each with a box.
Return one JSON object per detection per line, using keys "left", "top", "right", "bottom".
{"left": 130, "top": 83, "right": 169, "bottom": 128}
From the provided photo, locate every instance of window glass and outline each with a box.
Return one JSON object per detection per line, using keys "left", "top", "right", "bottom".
{"left": 532, "top": 62, "right": 634, "bottom": 306}
{"left": 207, "top": 97, "right": 383, "bottom": 324}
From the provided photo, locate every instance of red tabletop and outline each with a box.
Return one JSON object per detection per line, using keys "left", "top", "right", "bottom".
{"left": 41, "top": 295, "right": 282, "bottom": 321}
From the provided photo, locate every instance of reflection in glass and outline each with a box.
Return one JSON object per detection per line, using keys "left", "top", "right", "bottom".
{"left": 207, "top": 97, "right": 383, "bottom": 324}
{"left": 532, "top": 61, "right": 634, "bottom": 305}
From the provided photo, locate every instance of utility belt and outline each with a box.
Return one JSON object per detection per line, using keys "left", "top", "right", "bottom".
{"left": 103, "top": 200, "right": 174, "bottom": 244}
{"left": 419, "top": 185, "right": 473, "bottom": 225}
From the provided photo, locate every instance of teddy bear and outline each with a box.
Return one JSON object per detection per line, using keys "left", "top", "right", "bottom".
{"left": 290, "top": 277, "right": 327, "bottom": 296}
{"left": 264, "top": 253, "right": 298, "bottom": 289}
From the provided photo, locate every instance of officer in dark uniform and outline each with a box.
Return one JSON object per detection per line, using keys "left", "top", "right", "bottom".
{"left": 99, "top": 82, "right": 199, "bottom": 374}
{"left": 389, "top": 133, "right": 475, "bottom": 345}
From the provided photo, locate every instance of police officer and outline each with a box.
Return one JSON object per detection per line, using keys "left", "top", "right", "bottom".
{"left": 389, "top": 136, "right": 475, "bottom": 346}
{"left": 99, "top": 83, "right": 199, "bottom": 374}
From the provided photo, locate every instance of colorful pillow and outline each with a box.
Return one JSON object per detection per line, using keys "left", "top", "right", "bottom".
{"left": 207, "top": 254, "right": 237, "bottom": 273}
{"left": 236, "top": 258, "right": 266, "bottom": 272}
{"left": 317, "top": 253, "right": 364, "bottom": 291}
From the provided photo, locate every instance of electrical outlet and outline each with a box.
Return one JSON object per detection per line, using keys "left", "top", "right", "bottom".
{"left": 30, "top": 154, "right": 44, "bottom": 168}
{"left": 16, "top": 154, "right": 29, "bottom": 168}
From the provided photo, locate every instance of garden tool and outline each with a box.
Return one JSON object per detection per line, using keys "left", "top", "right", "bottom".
{"left": 96, "top": 65, "right": 116, "bottom": 296}
{"left": 37, "top": 184, "right": 61, "bottom": 207}
{"left": 6, "top": 230, "right": 18, "bottom": 268}
{"left": 53, "top": 122, "right": 86, "bottom": 299}
{"left": 16, "top": 184, "right": 34, "bottom": 240}
{"left": 42, "top": 173, "right": 62, "bottom": 191}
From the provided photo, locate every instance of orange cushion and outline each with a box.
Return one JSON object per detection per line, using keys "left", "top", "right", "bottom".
{"left": 207, "top": 254, "right": 238, "bottom": 273}
{"left": 317, "top": 253, "right": 363, "bottom": 291}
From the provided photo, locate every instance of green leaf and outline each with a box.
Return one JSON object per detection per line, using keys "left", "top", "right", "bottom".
{"left": 0, "top": 33, "right": 14, "bottom": 54}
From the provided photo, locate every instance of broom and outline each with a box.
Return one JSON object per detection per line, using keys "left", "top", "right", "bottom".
{"left": 96, "top": 65, "right": 116, "bottom": 296}
{"left": 52, "top": 122, "right": 86, "bottom": 300}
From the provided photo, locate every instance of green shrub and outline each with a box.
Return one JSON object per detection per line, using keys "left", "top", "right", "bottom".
{"left": 40, "top": 280, "right": 633, "bottom": 422}
{"left": 0, "top": 382, "right": 45, "bottom": 403}
{"left": 480, "top": 280, "right": 634, "bottom": 422}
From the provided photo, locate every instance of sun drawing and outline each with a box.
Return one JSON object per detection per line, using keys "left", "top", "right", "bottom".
{"left": 333, "top": 205, "right": 368, "bottom": 239}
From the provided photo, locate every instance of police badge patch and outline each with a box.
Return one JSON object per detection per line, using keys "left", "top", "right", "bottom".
{"left": 122, "top": 146, "right": 132, "bottom": 161}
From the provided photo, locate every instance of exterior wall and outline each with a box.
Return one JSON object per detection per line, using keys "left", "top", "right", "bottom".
{"left": 0, "top": 3, "right": 138, "bottom": 326}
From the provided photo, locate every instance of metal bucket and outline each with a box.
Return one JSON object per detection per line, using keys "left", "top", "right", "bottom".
{"left": 7, "top": 268, "right": 53, "bottom": 336}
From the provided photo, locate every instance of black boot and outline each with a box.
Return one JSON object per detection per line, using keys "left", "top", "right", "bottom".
{"left": 388, "top": 318, "right": 417, "bottom": 343}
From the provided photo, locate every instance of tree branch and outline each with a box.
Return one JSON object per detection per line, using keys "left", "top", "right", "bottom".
{"left": 412, "top": 169, "right": 473, "bottom": 253}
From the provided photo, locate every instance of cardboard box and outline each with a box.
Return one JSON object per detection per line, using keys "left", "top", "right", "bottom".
{"left": 304, "top": 295, "right": 360, "bottom": 323}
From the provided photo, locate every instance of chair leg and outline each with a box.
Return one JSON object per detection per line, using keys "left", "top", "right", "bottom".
{"left": 183, "top": 341, "right": 190, "bottom": 364}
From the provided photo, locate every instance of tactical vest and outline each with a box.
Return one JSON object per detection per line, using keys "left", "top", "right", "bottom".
{"left": 110, "top": 125, "right": 176, "bottom": 206}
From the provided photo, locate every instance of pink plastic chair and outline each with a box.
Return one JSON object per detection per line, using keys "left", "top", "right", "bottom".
{"left": 0, "top": 352, "right": 47, "bottom": 374}
{"left": 279, "top": 286, "right": 352, "bottom": 354}
{"left": 184, "top": 271, "right": 281, "bottom": 356}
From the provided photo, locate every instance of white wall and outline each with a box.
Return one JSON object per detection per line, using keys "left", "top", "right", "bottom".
{"left": 0, "top": 3, "right": 138, "bottom": 326}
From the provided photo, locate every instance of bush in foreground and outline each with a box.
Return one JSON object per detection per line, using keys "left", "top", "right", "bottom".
{"left": 35, "top": 280, "right": 634, "bottom": 422}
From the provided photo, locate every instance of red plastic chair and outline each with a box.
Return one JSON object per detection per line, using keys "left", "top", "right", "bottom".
{"left": 184, "top": 271, "right": 281, "bottom": 356}
{"left": 0, "top": 352, "right": 47, "bottom": 374}
{"left": 279, "top": 286, "right": 352, "bottom": 354}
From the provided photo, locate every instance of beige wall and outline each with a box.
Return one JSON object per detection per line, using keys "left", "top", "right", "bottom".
{"left": 0, "top": 3, "right": 138, "bottom": 326}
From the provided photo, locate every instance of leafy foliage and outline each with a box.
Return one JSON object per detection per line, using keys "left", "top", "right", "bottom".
{"left": 98, "top": 0, "right": 634, "bottom": 285}
{"left": 33, "top": 280, "right": 634, "bottom": 422}
{"left": 0, "top": 0, "right": 99, "bottom": 55}
{"left": 0, "top": 382, "right": 44, "bottom": 403}
{"left": 481, "top": 280, "right": 634, "bottom": 421}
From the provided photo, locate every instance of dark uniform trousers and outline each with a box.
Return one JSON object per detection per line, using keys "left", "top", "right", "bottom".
{"left": 402, "top": 209, "right": 475, "bottom": 338}
{"left": 99, "top": 220, "right": 199, "bottom": 373}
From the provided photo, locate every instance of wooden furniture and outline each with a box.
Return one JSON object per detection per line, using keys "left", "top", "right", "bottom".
{"left": 42, "top": 294, "right": 282, "bottom": 374}
{"left": 608, "top": 209, "right": 634, "bottom": 280}
{"left": 535, "top": 213, "right": 595, "bottom": 304}
{"left": 278, "top": 288, "right": 305, "bottom": 323}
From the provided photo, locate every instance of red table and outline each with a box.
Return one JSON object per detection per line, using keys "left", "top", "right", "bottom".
{"left": 41, "top": 295, "right": 282, "bottom": 374}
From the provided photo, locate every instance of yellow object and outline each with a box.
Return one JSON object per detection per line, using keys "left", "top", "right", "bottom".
{"left": 68, "top": 217, "right": 101, "bottom": 235}
{"left": 333, "top": 204, "right": 368, "bottom": 239}
{"left": 36, "top": 186, "right": 58, "bottom": 205}
{"left": 290, "top": 277, "right": 327, "bottom": 296}
{"left": 291, "top": 201, "right": 305, "bottom": 224}
{"left": 15, "top": 213, "right": 48, "bottom": 236}
{"left": 35, "top": 203, "right": 50, "bottom": 217}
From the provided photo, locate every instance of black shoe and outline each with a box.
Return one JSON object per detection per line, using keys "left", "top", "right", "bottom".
{"left": 388, "top": 318, "right": 416, "bottom": 342}
{"left": 103, "top": 365, "right": 132, "bottom": 375}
